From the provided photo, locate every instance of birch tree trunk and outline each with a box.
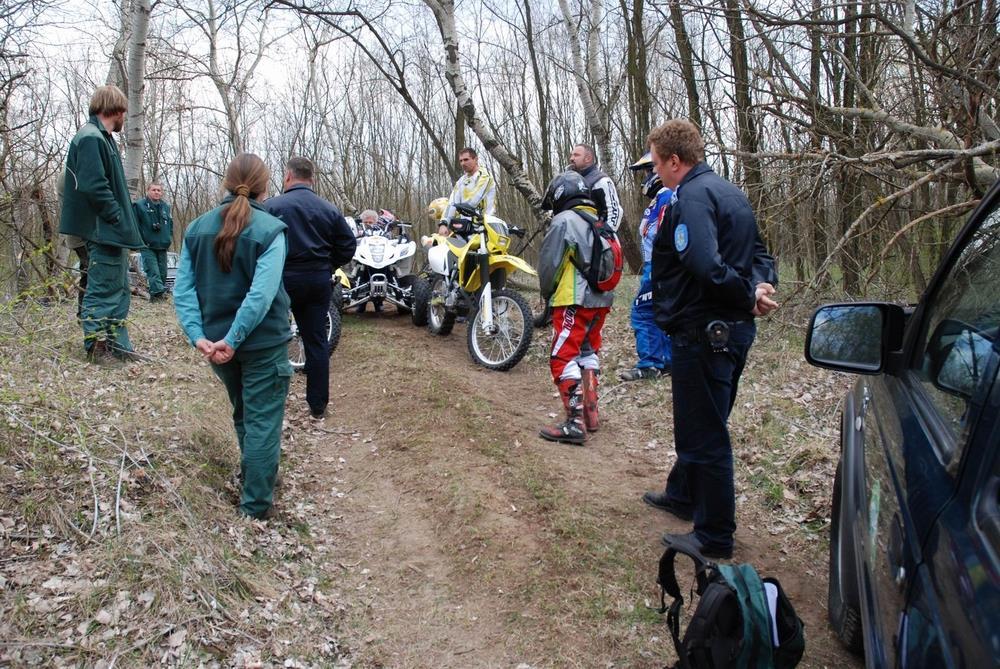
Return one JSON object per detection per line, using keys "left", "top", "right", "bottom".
{"left": 557, "top": 0, "right": 612, "bottom": 169}
{"left": 105, "top": 0, "right": 131, "bottom": 90}
{"left": 123, "top": 0, "right": 151, "bottom": 197}
{"left": 423, "top": 0, "right": 545, "bottom": 223}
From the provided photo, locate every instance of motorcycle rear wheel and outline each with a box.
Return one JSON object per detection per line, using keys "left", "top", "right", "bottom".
{"left": 467, "top": 288, "right": 532, "bottom": 371}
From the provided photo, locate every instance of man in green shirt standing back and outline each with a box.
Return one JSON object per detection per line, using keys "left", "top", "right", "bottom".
{"left": 133, "top": 182, "right": 173, "bottom": 300}
{"left": 58, "top": 85, "right": 144, "bottom": 362}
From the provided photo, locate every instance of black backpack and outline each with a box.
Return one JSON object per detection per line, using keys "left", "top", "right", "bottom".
{"left": 656, "top": 541, "right": 805, "bottom": 669}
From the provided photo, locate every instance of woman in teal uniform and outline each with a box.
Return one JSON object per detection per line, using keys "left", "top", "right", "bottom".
{"left": 173, "top": 153, "right": 292, "bottom": 520}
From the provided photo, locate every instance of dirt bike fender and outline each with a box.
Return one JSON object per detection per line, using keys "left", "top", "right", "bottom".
{"left": 490, "top": 254, "right": 537, "bottom": 277}
{"left": 334, "top": 268, "right": 350, "bottom": 288}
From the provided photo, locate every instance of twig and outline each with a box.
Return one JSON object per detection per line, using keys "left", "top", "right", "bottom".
{"left": 115, "top": 448, "right": 127, "bottom": 536}
{"left": 51, "top": 504, "right": 91, "bottom": 544}
{"left": 309, "top": 425, "right": 355, "bottom": 435}
{"left": 809, "top": 156, "right": 965, "bottom": 291}
{"left": 0, "top": 639, "right": 82, "bottom": 650}
{"left": 4, "top": 409, "right": 74, "bottom": 452}
{"left": 878, "top": 199, "right": 980, "bottom": 262}
{"left": 87, "top": 456, "right": 99, "bottom": 540}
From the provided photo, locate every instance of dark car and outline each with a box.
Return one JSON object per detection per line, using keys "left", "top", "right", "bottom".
{"left": 804, "top": 179, "right": 1000, "bottom": 667}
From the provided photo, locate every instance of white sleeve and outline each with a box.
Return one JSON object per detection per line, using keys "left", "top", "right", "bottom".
{"left": 597, "top": 176, "right": 623, "bottom": 232}
{"left": 482, "top": 176, "right": 497, "bottom": 216}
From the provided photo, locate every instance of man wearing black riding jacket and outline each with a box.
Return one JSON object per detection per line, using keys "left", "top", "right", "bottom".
{"left": 641, "top": 120, "right": 778, "bottom": 560}
{"left": 568, "top": 143, "right": 624, "bottom": 233}
{"left": 265, "top": 157, "right": 356, "bottom": 419}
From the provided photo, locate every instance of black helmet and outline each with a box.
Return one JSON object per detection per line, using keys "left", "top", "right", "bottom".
{"left": 642, "top": 172, "right": 663, "bottom": 199}
{"left": 542, "top": 171, "right": 594, "bottom": 214}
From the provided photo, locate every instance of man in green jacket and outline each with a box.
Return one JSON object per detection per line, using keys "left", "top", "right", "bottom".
{"left": 133, "top": 182, "right": 173, "bottom": 300}
{"left": 58, "top": 85, "right": 144, "bottom": 362}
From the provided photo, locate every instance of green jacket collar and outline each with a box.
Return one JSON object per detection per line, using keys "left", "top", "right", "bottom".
{"left": 88, "top": 115, "right": 113, "bottom": 140}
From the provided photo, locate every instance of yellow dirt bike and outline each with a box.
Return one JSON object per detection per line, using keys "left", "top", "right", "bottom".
{"left": 415, "top": 203, "right": 536, "bottom": 371}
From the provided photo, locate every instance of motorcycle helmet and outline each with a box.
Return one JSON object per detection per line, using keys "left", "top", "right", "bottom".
{"left": 642, "top": 171, "right": 663, "bottom": 199}
{"left": 427, "top": 197, "right": 449, "bottom": 221}
{"left": 376, "top": 209, "right": 396, "bottom": 229}
{"left": 541, "top": 171, "right": 594, "bottom": 214}
{"left": 629, "top": 150, "right": 653, "bottom": 171}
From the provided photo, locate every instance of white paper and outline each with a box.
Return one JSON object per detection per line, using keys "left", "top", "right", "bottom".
{"left": 764, "top": 581, "right": 780, "bottom": 647}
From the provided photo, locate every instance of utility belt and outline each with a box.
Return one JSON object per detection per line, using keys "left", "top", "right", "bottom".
{"left": 672, "top": 319, "right": 751, "bottom": 352}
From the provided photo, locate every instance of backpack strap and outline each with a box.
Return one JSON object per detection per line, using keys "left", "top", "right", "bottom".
{"left": 657, "top": 545, "right": 716, "bottom": 669}
{"left": 658, "top": 543, "right": 714, "bottom": 603}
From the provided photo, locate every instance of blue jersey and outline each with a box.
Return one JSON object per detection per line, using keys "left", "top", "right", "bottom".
{"left": 640, "top": 187, "right": 673, "bottom": 262}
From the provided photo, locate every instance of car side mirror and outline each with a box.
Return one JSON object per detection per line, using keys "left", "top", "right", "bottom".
{"left": 926, "top": 319, "right": 996, "bottom": 399}
{"left": 805, "top": 303, "right": 905, "bottom": 374}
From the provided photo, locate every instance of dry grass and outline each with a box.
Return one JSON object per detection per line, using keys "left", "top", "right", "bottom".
{"left": 0, "top": 295, "right": 348, "bottom": 667}
{"left": 0, "top": 276, "right": 861, "bottom": 668}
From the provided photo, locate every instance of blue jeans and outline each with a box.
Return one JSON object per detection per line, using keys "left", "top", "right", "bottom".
{"left": 630, "top": 262, "right": 671, "bottom": 369}
{"left": 664, "top": 320, "right": 756, "bottom": 550}
{"left": 283, "top": 270, "right": 332, "bottom": 414}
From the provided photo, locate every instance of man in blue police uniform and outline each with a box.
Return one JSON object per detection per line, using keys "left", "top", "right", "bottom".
{"left": 642, "top": 119, "right": 778, "bottom": 559}
{"left": 264, "top": 157, "right": 356, "bottom": 419}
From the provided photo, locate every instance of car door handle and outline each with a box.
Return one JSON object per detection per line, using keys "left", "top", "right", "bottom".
{"left": 888, "top": 514, "right": 906, "bottom": 589}
{"left": 855, "top": 387, "right": 871, "bottom": 432}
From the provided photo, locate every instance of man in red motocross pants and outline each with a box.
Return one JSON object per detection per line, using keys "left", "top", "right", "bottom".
{"left": 537, "top": 171, "right": 618, "bottom": 445}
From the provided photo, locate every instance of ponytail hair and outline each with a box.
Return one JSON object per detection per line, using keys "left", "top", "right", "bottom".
{"left": 215, "top": 153, "right": 270, "bottom": 273}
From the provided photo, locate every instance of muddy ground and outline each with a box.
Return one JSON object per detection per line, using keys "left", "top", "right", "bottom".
{"left": 276, "top": 299, "right": 861, "bottom": 668}
{"left": 0, "top": 287, "right": 861, "bottom": 668}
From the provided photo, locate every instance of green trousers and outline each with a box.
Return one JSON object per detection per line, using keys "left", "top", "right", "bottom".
{"left": 81, "top": 242, "right": 133, "bottom": 353}
{"left": 140, "top": 247, "right": 168, "bottom": 296}
{"left": 212, "top": 343, "right": 292, "bottom": 519}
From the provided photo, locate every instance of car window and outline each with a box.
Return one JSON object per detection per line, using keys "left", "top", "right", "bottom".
{"left": 912, "top": 198, "right": 1000, "bottom": 455}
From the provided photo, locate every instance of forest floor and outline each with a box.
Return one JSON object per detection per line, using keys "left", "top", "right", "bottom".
{"left": 0, "top": 276, "right": 862, "bottom": 668}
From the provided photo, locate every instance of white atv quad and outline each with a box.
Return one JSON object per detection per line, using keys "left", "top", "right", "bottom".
{"left": 340, "top": 218, "right": 430, "bottom": 325}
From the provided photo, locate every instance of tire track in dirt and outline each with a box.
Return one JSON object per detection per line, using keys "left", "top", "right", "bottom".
{"left": 287, "top": 308, "right": 861, "bottom": 668}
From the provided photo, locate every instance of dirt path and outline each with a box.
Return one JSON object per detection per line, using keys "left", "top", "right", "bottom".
{"left": 281, "top": 308, "right": 861, "bottom": 668}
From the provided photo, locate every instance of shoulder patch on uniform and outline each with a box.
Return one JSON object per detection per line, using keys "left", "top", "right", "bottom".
{"left": 674, "top": 223, "right": 689, "bottom": 252}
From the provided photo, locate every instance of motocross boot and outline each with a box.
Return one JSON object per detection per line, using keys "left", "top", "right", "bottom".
{"left": 539, "top": 380, "right": 587, "bottom": 445}
{"left": 581, "top": 368, "right": 599, "bottom": 432}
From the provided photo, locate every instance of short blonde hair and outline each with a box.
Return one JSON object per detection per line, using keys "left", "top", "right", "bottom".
{"left": 88, "top": 85, "right": 128, "bottom": 117}
{"left": 647, "top": 119, "right": 705, "bottom": 166}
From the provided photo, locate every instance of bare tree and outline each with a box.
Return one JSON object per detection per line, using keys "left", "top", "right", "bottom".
{"left": 123, "top": 0, "right": 151, "bottom": 196}
{"left": 424, "top": 0, "right": 545, "bottom": 222}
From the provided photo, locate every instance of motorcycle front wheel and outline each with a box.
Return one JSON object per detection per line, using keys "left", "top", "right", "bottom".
{"left": 467, "top": 288, "right": 533, "bottom": 371}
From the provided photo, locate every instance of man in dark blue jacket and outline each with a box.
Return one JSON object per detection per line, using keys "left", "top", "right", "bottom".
{"left": 642, "top": 120, "right": 778, "bottom": 559}
{"left": 265, "top": 157, "right": 356, "bottom": 419}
